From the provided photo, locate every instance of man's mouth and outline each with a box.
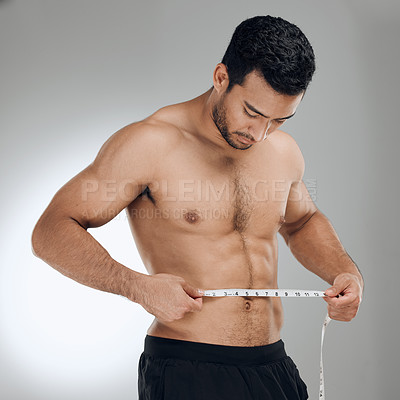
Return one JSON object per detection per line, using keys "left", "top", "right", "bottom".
{"left": 237, "top": 135, "right": 254, "bottom": 144}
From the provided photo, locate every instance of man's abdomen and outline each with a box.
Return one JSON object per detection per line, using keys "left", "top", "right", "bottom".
{"left": 147, "top": 294, "right": 284, "bottom": 346}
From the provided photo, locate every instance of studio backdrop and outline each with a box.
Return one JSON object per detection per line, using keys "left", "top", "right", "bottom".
{"left": 1, "top": 0, "right": 399, "bottom": 399}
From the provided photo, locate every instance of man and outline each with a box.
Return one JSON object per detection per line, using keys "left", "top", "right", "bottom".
{"left": 32, "top": 15, "right": 363, "bottom": 400}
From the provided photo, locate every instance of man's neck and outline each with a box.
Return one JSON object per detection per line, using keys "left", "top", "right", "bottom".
{"left": 188, "top": 87, "right": 255, "bottom": 159}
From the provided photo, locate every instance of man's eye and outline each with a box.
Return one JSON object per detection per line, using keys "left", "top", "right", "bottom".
{"left": 243, "top": 108, "right": 258, "bottom": 118}
{"left": 276, "top": 120, "right": 286, "bottom": 124}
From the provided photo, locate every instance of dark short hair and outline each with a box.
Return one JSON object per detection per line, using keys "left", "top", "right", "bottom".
{"left": 221, "top": 15, "right": 316, "bottom": 96}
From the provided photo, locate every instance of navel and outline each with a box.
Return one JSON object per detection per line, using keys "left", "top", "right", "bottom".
{"left": 243, "top": 296, "right": 253, "bottom": 311}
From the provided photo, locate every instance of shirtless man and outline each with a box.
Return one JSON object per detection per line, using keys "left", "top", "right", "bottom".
{"left": 32, "top": 15, "right": 363, "bottom": 400}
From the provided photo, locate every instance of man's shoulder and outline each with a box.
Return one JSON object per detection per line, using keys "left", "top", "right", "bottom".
{"left": 93, "top": 107, "right": 188, "bottom": 176}
{"left": 270, "top": 129, "right": 301, "bottom": 151}
{"left": 106, "top": 107, "right": 185, "bottom": 152}
{"left": 269, "top": 129, "right": 305, "bottom": 180}
{"left": 129, "top": 109, "right": 185, "bottom": 144}
{"left": 145, "top": 102, "right": 195, "bottom": 138}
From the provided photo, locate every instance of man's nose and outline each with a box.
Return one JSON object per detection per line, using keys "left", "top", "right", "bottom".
{"left": 252, "top": 120, "right": 272, "bottom": 142}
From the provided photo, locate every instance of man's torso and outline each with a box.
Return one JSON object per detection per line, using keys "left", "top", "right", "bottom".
{"left": 125, "top": 100, "right": 300, "bottom": 346}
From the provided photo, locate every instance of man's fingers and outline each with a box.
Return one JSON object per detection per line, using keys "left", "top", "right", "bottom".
{"left": 182, "top": 282, "right": 204, "bottom": 299}
{"left": 191, "top": 297, "right": 203, "bottom": 312}
{"left": 326, "top": 304, "right": 359, "bottom": 321}
{"left": 323, "top": 274, "right": 362, "bottom": 322}
{"left": 324, "top": 293, "right": 359, "bottom": 307}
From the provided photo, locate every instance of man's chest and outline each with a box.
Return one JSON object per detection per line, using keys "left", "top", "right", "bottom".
{"left": 132, "top": 145, "right": 294, "bottom": 237}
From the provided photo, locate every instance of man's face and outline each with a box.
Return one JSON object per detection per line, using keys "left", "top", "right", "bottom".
{"left": 211, "top": 70, "right": 304, "bottom": 150}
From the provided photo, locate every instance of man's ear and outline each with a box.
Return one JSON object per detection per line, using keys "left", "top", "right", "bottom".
{"left": 213, "top": 63, "right": 230, "bottom": 94}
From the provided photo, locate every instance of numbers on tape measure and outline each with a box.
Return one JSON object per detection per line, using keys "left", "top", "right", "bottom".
{"left": 202, "top": 289, "right": 326, "bottom": 298}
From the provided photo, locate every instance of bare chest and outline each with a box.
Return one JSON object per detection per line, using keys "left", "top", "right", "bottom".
{"left": 129, "top": 145, "right": 293, "bottom": 238}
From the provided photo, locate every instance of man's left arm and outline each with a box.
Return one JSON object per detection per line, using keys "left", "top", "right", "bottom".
{"left": 278, "top": 140, "right": 364, "bottom": 321}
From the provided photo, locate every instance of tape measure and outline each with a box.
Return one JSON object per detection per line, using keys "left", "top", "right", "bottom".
{"left": 203, "top": 288, "right": 332, "bottom": 400}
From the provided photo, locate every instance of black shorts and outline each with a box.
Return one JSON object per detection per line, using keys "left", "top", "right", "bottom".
{"left": 138, "top": 335, "right": 308, "bottom": 400}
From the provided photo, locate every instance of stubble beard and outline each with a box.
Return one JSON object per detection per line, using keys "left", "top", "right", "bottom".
{"left": 211, "top": 97, "right": 251, "bottom": 151}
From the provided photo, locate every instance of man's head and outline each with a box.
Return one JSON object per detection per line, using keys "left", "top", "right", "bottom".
{"left": 222, "top": 15, "right": 316, "bottom": 96}
{"left": 211, "top": 15, "right": 315, "bottom": 150}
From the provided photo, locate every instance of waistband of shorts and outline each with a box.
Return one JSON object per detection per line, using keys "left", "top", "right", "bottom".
{"left": 143, "top": 335, "right": 287, "bottom": 365}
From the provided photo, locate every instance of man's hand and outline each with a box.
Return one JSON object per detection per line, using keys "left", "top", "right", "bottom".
{"left": 323, "top": 272, "right": 363, "bottom": 321}
{"left": 137, "top": 273, "right": 204, "bottom": 323}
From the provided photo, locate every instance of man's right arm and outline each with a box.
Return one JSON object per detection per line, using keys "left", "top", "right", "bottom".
{"left": 31, "top": 121, "right": 159, "bottom": 303}
{"left": 31, "top": 120, "right": 204, "bottom": 322}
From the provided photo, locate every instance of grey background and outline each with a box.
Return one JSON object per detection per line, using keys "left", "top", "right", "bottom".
{"left": 1, "top": 0, "right": 399, "bottom": 399}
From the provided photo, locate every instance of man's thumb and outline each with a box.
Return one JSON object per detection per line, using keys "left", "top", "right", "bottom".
{"left": 325, "top": 286, "right": 338, "bottom": 296}
{"left": 182, "top": 283, "right": 204, "bottom": 298}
